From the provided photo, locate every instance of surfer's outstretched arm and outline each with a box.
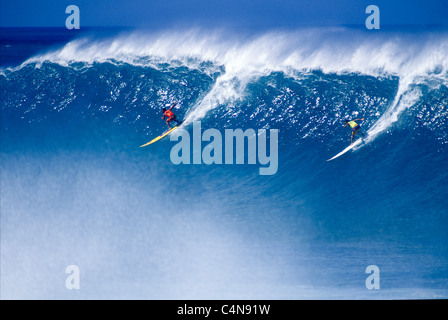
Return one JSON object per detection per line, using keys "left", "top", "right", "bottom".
{"left": 169, "top": 102, "right": 177, "bottom": 111}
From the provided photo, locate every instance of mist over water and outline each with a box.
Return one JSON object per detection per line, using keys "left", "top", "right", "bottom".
{"left": 1, "top": 27, "right": 448, "bottom": 299}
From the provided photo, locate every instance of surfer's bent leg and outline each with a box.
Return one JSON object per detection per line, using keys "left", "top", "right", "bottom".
{"left": 359, "top": 126, "right": 365, "bottom": 137}
{"left": 171, "top": 115, "right": 181, "bottom": 125}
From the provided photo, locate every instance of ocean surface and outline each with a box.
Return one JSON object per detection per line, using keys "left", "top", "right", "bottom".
{"left": 1, "top": 27, "right": 447, "bottom": 299}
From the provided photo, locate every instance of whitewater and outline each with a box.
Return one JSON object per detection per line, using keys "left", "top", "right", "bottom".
{"left": 1, "top": 27, "right": 448, "bottom": 299}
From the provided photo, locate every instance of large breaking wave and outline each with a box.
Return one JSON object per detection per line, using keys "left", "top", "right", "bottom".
{"left": 1, "top": 27, "right": 448, "bottom": 299}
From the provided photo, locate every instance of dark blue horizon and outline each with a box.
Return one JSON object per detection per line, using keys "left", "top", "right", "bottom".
{"left": 1, "top": 0, "right": 447, "bottom": 29}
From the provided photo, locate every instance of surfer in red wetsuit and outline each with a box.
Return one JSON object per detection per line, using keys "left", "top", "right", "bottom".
{"left": 161, "top": 102, "right": 181, "bottom": 129}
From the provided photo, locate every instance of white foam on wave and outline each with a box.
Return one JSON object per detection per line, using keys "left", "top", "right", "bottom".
{"left": 14, "top": 27, "right": 448, "bottom": 134}
{"left": 22, "top": 28, "right": 448, "bottom": 76}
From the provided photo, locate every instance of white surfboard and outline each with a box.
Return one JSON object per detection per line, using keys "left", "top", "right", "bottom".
{"left": 327, "top": 138, "right": 363, "bottom": 161}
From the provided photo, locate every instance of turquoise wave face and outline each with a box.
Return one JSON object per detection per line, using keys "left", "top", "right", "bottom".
{"left": 2, "top": 60, "right": 447, "bottom": 149}
{"left": 1, "top": 28, "right": 448, "bottom": 299}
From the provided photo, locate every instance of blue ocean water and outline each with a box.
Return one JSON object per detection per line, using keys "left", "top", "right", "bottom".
{"left": 1, "top": 27, "right": 447, "bottom": 299}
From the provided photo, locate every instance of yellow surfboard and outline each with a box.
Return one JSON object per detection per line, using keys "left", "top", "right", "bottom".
{"left": 140, "top": 126, "right": 179, "bottom": 147}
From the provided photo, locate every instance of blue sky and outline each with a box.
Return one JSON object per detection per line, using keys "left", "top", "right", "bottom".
{"left": 1, "top": 0, "right": 447, "bottom": 29}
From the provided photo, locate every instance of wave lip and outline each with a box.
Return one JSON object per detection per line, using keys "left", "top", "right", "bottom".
{"left": 7, "top": 28, "right": 444, "bottom": 78}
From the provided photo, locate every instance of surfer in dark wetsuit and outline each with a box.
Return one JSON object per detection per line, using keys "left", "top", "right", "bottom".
{"left": 344, "top": 118, "right": 365, "bottom": 145}
{"left": 161, "top": 102, "right": 181, "bottom": 129}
